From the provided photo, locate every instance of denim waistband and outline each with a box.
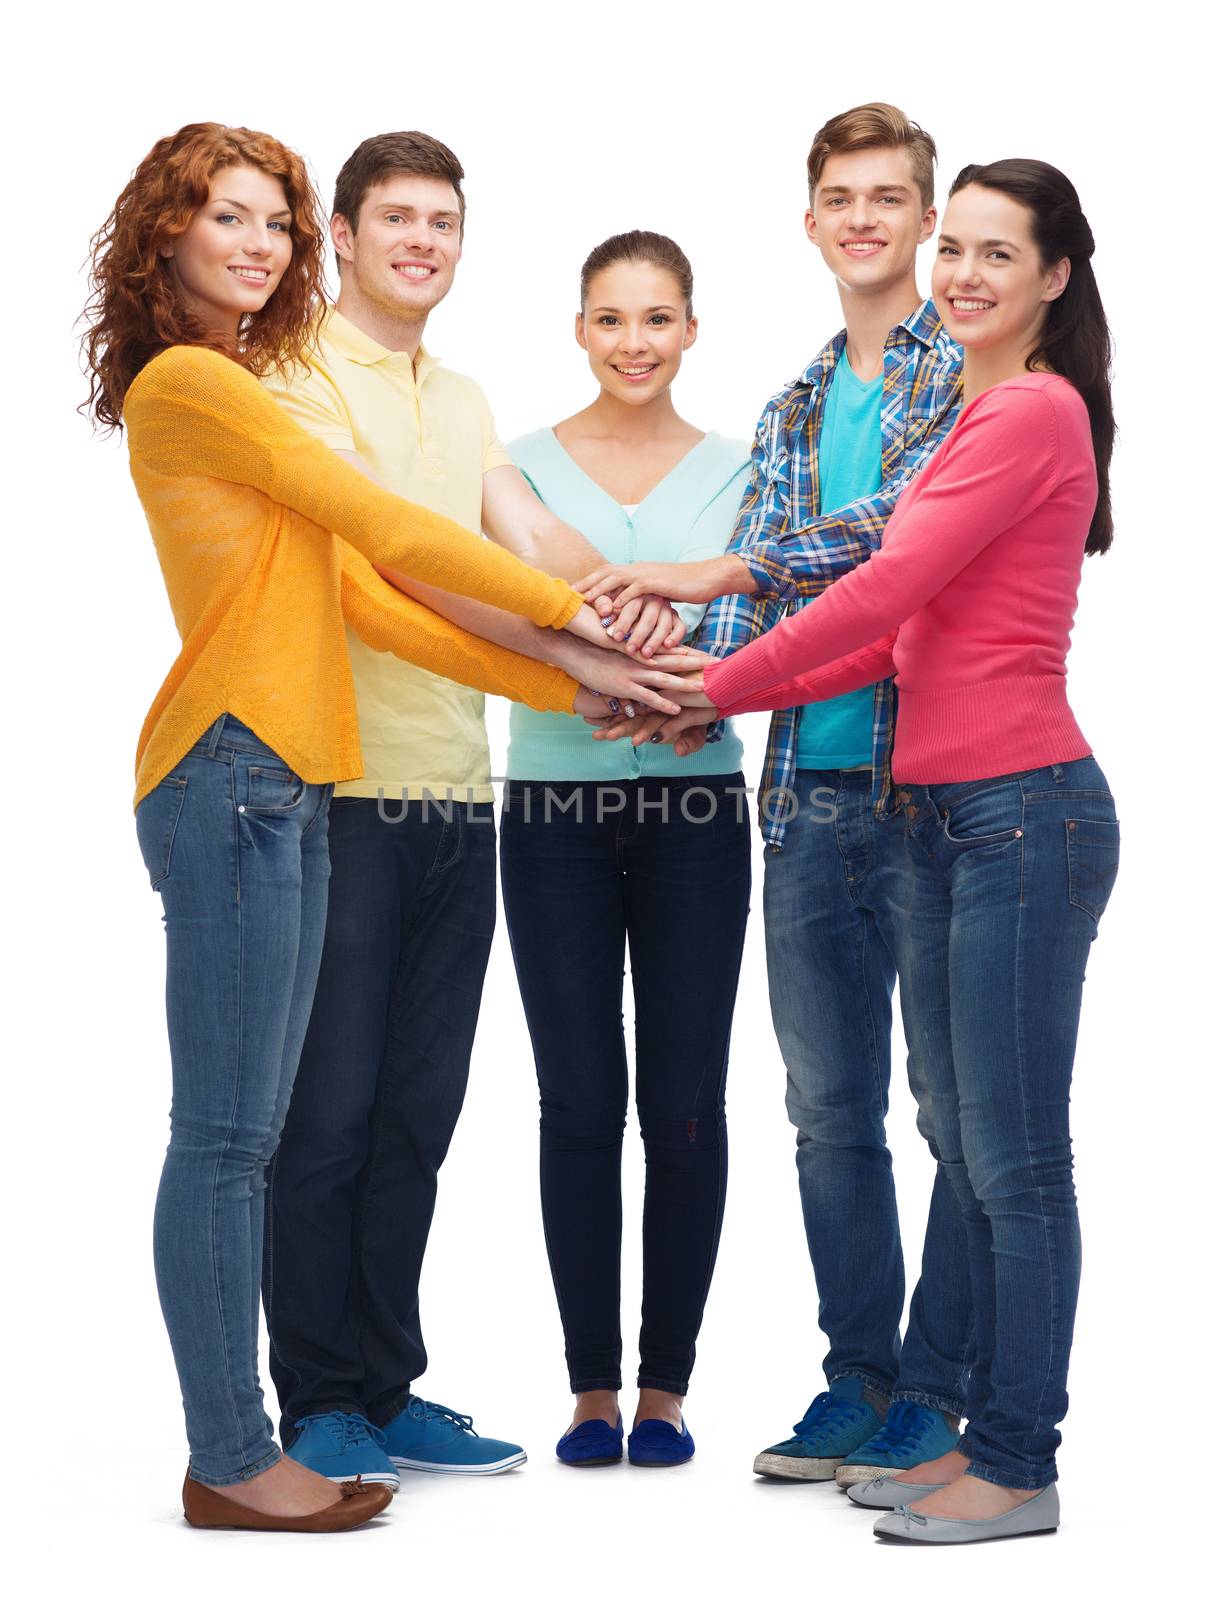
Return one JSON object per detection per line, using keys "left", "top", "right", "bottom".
{"left": 896, "top": 757, "right": 1109, "bottom": 813}
{"left": 193, "top": 714, "right": 281, "bottom": 763}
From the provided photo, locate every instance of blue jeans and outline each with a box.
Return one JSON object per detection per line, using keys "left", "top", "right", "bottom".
{"left": 764, "top": 770, "right": 971, "bottom": 1414}
{"left": 898, "top": 758, "right": 1119, "bottom": 1488}
{"left": 500, "top": 775, "right": 750, "bottom": 1394}
{"left": 265, "top": 797, "right": 497, "bottom": 1439}
{"left": 135, "top": 715, "right": 332, "bottom": 1485}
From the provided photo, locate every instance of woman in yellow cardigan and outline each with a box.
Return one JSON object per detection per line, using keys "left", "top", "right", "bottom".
{"left": 83, "top": 123, "right": 685, "bottom": 1533}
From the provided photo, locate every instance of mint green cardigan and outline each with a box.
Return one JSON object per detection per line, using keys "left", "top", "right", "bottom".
{"left": 506, "top": 427, "right": 749, "bottom": 780}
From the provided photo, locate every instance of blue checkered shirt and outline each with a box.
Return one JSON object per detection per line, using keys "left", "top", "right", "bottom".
{"left": 698, "top": 300, "right": 964, "bottom": 849}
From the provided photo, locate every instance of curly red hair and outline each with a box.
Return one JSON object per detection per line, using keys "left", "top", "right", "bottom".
{"left": 82, "top": 122, "right": 326, "bottom": 430}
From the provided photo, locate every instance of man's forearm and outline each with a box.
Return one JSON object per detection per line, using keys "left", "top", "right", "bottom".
{"left": 377, "top": 570, "right": 562, "bottom": 664}
{"left": 504, "top": 519, "right": 605, "bottom": 583}
{"left": 709, "top": 552, "right": 762, "bottom": 598}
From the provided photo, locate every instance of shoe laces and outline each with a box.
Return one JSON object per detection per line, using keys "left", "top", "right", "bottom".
{"left": 872, "top": 1402, "right": 933, "bottom": 1454}
{"left": 406, "top": 1396, "right": 478, "bottom": 1436}
{"left": 298, "top": 1411, "right": 387, "bottom": 1452}
{"left": 792, "top": 1389, "right": 865, "bottom": 1443}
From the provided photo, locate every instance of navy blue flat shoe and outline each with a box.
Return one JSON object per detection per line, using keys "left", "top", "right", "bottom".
{"left": 556, "top": 1413, "right": 624, "bottom": 1466}
{"left": 627, "top": 1418, "right": 695, "bottom": 1466}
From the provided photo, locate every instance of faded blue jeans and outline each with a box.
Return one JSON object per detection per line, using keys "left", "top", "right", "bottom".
{"left": 764, "top": 770, "right": 972, "bottom": 1416}
{"left": 136, "top": 715, "right": 332, "bottom": 1485}
{"left": 898, "top": 758, "right": 1119, "bottom": 1488}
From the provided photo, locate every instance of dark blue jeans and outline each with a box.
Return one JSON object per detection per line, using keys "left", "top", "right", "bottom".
{"left": 136, "top": 715, "right": 332, "bottom": 1484}
{"left": 763, "top": 771, "right": 971, "bottom": 1415}
{"left": 264, "top": 795, "right": 497, "bottom": 1440}
{"left": 500, "top": 775, "right": 751, "bottom": 1395}
{"left": 899, "top": 758, "right": 1119, "bottom": 1487}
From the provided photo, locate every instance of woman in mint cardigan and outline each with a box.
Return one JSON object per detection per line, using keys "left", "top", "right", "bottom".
{"left": 500, "top": 232, "right": 751, "bottom": 1468}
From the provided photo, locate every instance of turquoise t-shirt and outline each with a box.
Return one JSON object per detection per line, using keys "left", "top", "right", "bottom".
{"left": 796, "top": 350, "right": 882, "bottom": 770}
{"left": 505, "top": 428, "right": 749, "bottom": 780}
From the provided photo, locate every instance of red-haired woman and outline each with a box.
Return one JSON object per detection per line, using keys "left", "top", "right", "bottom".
{"left": 84, "top": 123, "right": 680, "bottom": 1532}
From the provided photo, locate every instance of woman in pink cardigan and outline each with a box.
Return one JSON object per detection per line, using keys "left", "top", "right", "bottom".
{"left": 603, "top": 160, "right": 1119, "bottom": 1544}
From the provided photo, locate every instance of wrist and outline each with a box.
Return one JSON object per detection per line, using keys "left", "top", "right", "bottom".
{"left": 717, "top": 553, "right": 760, "bottom": 597}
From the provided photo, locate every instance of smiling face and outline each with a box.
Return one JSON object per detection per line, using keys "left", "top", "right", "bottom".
{"left": 331, "top": 173, "right": 462, "bottom": 324}
{"left": 577, "top": 261, "right": 697, "bottom": 406}
{"left": 932, "top": 184, "right": 1070, "bottom": 356}
{"left": 160, "top": 164, "right": 294, "bottom": 337}
{"left": 805, "top": 147, "right": 936, "bottom": 295}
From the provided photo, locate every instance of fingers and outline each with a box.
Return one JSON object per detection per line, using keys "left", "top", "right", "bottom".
{"left": 608, "top": 579, "right": 654, "bottom": 609}
{"left": 653, "top": 706, "right": 714, "bottom": 744}
{"left": 605, "top": 596, "right": 645, "bottom": 644}
{"left": 647, "top": 646, "right": 712, "bottom": 671}
{"left": 673, "top": 726, "right": 708, "bottom": 757}
{"left": 636, "top": 602, "right": 680, "bottom": 659}
{"left": 623, "top": 680, "right": 681, "bottom": 715}
{"left": 660, "top": 614, "right": 689, "bottom": 652}
{"left": 623, "top": 597, "right": 665, "bottom": 657}
{"left": 575, "top": 566, "right": 630, "bottom": 602}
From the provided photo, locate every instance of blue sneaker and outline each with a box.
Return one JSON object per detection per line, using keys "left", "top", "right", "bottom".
{"left": 381, "top": 1396, "right": 526, "bottom": 1476}
{"left": 286, "top": 1410, "right": 401, "bottom": 1490}
{"left": 753, "top": 1378, "right": 883, "bottom": 1481}
{"left": 557, "top": 1413, "right": 624, "bottom": 1467}
{"left": 628, "top": 1417, "right": 695, "bottom": 1467}
{"left": 835, "top": 1399, "right": 961, "bottom": 1488}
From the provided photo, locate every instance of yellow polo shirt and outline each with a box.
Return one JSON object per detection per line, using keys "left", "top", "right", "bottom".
{"left": 263, "top": 309, "right": 507, "bottom": 801}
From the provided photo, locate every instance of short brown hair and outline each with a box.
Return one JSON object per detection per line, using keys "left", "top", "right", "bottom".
{"left": 580, "top": 230, "right": 694, "bottom": 318}
{"left": 332, "top": 131, "right": 466, "bottom": 233}
{"left": 807, "top": 102, "right": 937, "bottom": 211}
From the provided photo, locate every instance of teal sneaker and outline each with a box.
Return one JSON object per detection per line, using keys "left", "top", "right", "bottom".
{"left": 753, "top": 1378, "right": 883, "bottom": 1481}
{"left": 381, "top": 1397, "right": 527, "bottom": 1476}
{"left": 286, "top": 1410, "right": 401, "bottom": 1490}
{"left": 835, "top": 1399, "right": 961, "bottom": 1487}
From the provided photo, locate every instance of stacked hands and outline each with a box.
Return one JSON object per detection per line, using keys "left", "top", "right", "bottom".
{"left": 564, "top": 560, "right": 720, "bottom": 755}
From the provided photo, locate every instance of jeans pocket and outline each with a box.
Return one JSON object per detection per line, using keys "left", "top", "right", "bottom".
{"left": 428, "top": 809, "right": 465, "bottom": 879}
{"left": 241, "top": 763, "right": 306, "bottom": 815}
{"left": 940, "top": 785, "right": 1022, "bottom": 850}
{"left": 1066, "top": 816, "right": 1120, "bottom": 921}
{"left": 135, "top": 775, "right": 189, "bottom": 890}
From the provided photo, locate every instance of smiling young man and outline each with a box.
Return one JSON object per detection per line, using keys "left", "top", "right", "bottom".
{"left": 672, "top": 105, "right": 974, "bottom": 1486}
{"left": 259, "top": 132, "right": 680, "bottom": 1489}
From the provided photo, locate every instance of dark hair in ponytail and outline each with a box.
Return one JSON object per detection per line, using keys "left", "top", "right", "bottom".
{"left": 580, "top": 230, "right": 694, "bottom": 318}
{"left": 950, "top": 159, "right": 1115, "bottom": 554}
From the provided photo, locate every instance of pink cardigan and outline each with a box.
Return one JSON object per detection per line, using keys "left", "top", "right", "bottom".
{"left": 704, "top": 373, "right": 1098, "bottom": 783}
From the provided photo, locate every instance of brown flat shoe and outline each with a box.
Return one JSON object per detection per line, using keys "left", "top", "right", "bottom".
{"left": 182, "top": 1473, "right": 393, "bottom": 1532}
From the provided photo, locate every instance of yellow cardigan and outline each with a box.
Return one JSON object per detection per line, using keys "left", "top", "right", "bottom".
{"left": 124, "top": 345, "right": 583, "bottom": 807}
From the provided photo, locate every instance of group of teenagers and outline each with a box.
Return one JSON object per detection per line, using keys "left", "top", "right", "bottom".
{"left": 84, "top": 101, "right": 1120, "bottom": 1546}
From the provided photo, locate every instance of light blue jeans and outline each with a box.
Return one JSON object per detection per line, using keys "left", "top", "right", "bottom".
{"left": 136, "top": 715, "right": 332, "bottom": 1485}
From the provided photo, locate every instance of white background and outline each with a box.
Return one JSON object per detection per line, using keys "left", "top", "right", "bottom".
{"left": 5, "top": 3, "right": 1201, "bottom": 1596}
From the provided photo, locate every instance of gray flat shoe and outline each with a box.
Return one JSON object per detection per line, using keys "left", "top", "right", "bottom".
{"left": 847, "top": 1475, "right": 944, "bottom": 1509}
{"left": 874, "top": 1482, "right": 1059, "bottom": 1544}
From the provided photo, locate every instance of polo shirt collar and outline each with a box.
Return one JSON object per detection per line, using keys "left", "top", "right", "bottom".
{"left": 321, "top": 307, "right": 442, "bottom": 385}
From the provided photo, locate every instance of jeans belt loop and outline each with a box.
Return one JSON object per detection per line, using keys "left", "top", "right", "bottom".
{"left": 205, "top": 712, "right": 229, "bottom": 757}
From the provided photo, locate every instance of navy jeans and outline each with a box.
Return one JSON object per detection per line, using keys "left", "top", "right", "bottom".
{"left": 500, "top": 775, "right": 750, "bottom": 1395}
{"left": 899, "top": 758, "right": 1119, "bottom": 1487}
{"left": 264, "top": 796, "right": 496, "bottom": 1439}
{"left": 136, "top": 715, "right": 332, "bottom": 1485}
{"left": 764, "top": 770, "right": 971, "bottom": 1415}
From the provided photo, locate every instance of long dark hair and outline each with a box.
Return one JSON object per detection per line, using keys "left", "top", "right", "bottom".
{"left": 949, "top": 159, "right": 1114, "bottom": 554}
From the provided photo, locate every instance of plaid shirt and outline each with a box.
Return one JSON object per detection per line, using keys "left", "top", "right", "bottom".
{"left": 699, "top": 300, "right": 963, "bottom": 849}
